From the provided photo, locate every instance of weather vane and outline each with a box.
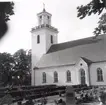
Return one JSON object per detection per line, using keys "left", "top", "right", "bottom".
{"left": 43, "top": 3, "right": 45, "bottom": 11}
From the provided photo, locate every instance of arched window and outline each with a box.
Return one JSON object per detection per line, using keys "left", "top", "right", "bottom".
{"left": 51, "top": 35, "right": 53, "bottom": 43}
{"left": 80, "top": 69, "right": 86, "bottom": 85}
{"left": 54, "top": 71, "right": 58, "bottom": 83}
{"left": 97, "top": 68, "right": 103, "bottom": 81}
{"left": 37, "top": 35, "right": 40, "bottom": 44}
{"left": 66, "top": 70, "right": 71, "bottom": 82}
{"left": 47, "top": 16, "right": 50, "bottom": 19}
{"left": 81, "top": 69, "right": 85, "bottom": 77}
{"left": 42, "top": 72, "right": 46, "bottom": 83}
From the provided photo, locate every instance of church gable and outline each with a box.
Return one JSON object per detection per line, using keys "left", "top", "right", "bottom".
{"left": 76, "top": 57, "right": 88, "bottom": 68}
{"left": 75, "top": 58, "right": 90, "bottom": 86}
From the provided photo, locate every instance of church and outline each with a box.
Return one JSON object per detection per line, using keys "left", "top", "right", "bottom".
{"left": 31, "top": 8, "right": 106, "bottom": 86}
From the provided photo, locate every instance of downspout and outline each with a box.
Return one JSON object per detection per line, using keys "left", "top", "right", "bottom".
{"left": 33, "top": 67, "right": 36, "bottom": 86}
{"left": 88, "top": 64, "right": 91, "bottom": 86}
{"left": 34, "top": 68, "right": 35, "bottom": 85}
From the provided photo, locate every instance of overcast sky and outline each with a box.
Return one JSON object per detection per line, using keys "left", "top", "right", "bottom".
{"left": 0, "top": 0, "right": 101, "bottom": 54}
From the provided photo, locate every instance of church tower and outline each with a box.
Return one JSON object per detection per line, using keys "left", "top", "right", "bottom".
{"left": 31, "top": 8, "right": 58, "bottom": 85}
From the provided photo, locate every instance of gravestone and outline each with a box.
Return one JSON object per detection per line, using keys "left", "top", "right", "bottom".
{"left": 66, "top": 86, "right": 76, "bottom": 105}
{"left": 100, "top": 92, "right": 106, "bottom": 104}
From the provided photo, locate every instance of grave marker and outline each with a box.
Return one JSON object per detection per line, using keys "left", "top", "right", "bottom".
{"left": 66, "top": 86, "right": 76, "bottom": 105}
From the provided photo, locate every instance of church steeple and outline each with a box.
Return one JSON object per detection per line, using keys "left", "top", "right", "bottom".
{"left": 31, "top": 7, "right": 58, "bottom": 85}
{"left": 31, "top": 7, "right": 58, "bottom": 71}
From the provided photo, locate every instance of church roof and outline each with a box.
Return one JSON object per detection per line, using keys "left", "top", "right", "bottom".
{"left": 47, "top": 36, "right": 101, "bottom": 53}
{"left": 36, "top": 35, "right": 106, "bottom": 68}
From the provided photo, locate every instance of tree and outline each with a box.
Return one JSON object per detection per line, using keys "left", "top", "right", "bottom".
{"left": 0, "top": 2, "right": 14, "bottom": 22}
{"left": 77, "top": 0, "right": 106, "bottom": 36}
{"left": 0, "top": 49, "right": 31, "bottom": 86}
{"left": 77, "top": 0, "right": 106, "bottom": 19}
{"left": 13, "top": 49, "right": 31, "bottom": 85}
{"left": 93, "top": 13, "right": 106, "bottom": 36}
{"left": 0, "top": 2, "right": 14, "bottom": 39}
{"left": 0, "top": 52, "right": 14, "bottom": 86}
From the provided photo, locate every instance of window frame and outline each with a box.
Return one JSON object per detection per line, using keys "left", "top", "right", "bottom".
{"left": 40, "top": 16, "right": 42, "bottom": 19}
{"left": 97, "top": 68, "right": 103, "bottom": 82}
{"left": 54, "top": 71, "right": 58, "bottom": 83}
{"left": 47, "top": 16, "right": 50, "bottom": 19}
{"left": 42, "top": 72, "right": 46, "bottom": 83}
{"left": 66, "top": 70, "right": 71, "bottom": 82}
{"left": 37, "top": 35, "right": 40, "bottom": 44}
{"left": 51, "top": 35, "right": 53, "bottom": 44}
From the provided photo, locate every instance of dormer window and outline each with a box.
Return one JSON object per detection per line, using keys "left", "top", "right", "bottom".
{"left": 37, "top": 35, "right": 40, "bottom": 44}
{"left": 51, "top": 35, "right": 53, "bottom": 43}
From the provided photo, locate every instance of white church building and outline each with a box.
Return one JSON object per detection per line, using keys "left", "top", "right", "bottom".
{"left": 31, "top": 8, "right": 106, "bottom": 86}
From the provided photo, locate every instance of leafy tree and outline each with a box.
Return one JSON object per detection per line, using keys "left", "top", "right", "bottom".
{"left": 13, "top": 49, "right": 31, "bottom": 85}
{"left": 94, "top": 13, "right": 106, "bottom": 36}
{"left": 0, "top": 49, "right": 31, "bottom": 86}
{"left": 0, "top": 2, "right": 14, "bottom": 39}
{"left": 77, "top": 0, "right": 106, "bottom": 19}
{"left": 77, "top": 0, "right": 106, "bottom": 36}
{"left": 0, "top": 2, "right": 14, "bottom": 22}
{"left": 0, "top": 52, "right": 14, "bottom": 86}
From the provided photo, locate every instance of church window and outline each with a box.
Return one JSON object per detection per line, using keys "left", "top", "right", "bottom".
{"left": 81, "top": 69, "right": 85, "bottom": 77}
{"left": 80, "top": 69, "right": 86, "bottom": 85}
{"left": 37, "top": 35, "right": 40, "bottom": 44}
{"left": 97, "top": 68, "right": 103, "bottom": 82}
{"left": 66, "top": 70, "right": 71, "bottom": 82}
{"left": 51, "top": 35, "right": 53, "bottom": 43}
{"left": 47, "top": 16, "right": 49, "bottom": 19}
{"left": 42, "top": 72, "right": 46, "bottom": 83}
{"left": 54, "top": 71, "right": 58, "bottom": 83}
{"left": 80, "top": 63, "right": 82, "bottom": 66}
{"left": 40, "top": 16, "right": 42, "bottom": 19}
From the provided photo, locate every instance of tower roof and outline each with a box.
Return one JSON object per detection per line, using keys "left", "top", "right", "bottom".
{"left": 37, "top": 7, "right": 52, "bottom": 16}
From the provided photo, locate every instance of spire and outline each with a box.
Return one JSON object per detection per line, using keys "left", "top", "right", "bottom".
{"left": 43, "top": 3, "right": 46, "bottom": 12}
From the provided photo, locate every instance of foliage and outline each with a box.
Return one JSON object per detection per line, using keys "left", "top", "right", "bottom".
{"left": 0, "top": 2, "right": 14, "bottom": 39}
{"left": 13, "top": 49, "right": 31, "bottom": 85}
{"left": 0, "top": 49, "right": 31, "bottom": 86}
{"left": 77, "top": 0, "right": 106, "bottom": 36}
{"left": 0, "top": 2, "right": 14, "bottom": 22}
{"left": 77, "top": 0, "right": 106, "bottom": 19}
{"left": 94, "top": 13, "right": 106, "bottom": 36}
{"left": 0, "top": 52, "right": 14, "bottom": 86}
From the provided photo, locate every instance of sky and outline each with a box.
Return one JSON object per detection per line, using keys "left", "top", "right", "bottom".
{"left": 0, "top": 0, "right": 102, "bottom": 54}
